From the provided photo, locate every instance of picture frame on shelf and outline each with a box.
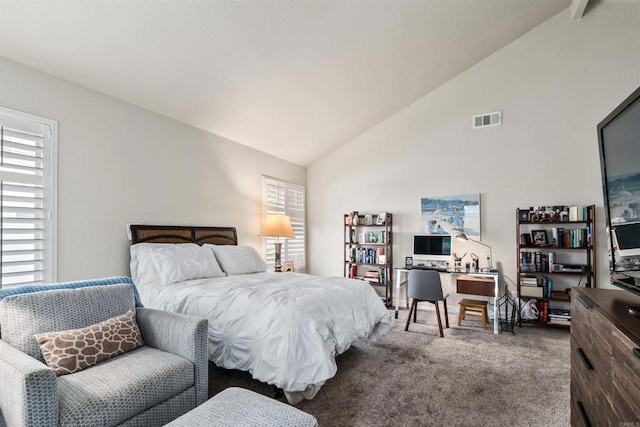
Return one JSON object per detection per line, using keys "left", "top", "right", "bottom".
{"left": 518, "top": 209, "right": 531, "bottom": 222}
{"left": 529, "top": 209, "right": 542, "bottom": 222}
{"left": 377, "top": 212, "right": 387, "bottom": 225}
{"left": 405, "top": 256, "right": 413, "bottom": 269}
{"left": 520, "top": 233, "right": 533, "bottom": 246}
{"left": 531, "top": 230, "right": 548, "bottom": 246}
{"left": 283, "top": 261, "right": 294, "bottom": 272}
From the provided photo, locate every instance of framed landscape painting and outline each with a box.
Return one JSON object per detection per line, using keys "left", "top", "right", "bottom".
{"left": 420, "top": 194, "right": 480, "bottom": 238}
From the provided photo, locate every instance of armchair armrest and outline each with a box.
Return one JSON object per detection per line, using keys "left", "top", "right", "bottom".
{"left": 136, "top": 308, "right": 208, "bottom": 405}
{"left": 0, "top": 340, "right": 57, "bottom": 427}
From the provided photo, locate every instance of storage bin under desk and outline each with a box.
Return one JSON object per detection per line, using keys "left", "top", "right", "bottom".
{"left": 456, "top": 275, "right": 494, "bottom": 297}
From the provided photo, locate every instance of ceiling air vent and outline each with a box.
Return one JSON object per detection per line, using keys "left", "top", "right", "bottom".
{"left": 472, "top": 111, "right": 502, "bottom": 129}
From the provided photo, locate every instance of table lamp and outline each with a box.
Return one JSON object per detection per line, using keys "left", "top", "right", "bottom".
{"left": 260, "top": 214, "right": 295, "bottom": 272}
{"left": 456, "top": 233, "right": 492, "bottom": 271}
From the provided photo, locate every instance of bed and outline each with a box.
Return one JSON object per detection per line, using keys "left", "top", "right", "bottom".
{"left": 129, "top": 225, "right": 392, "bottom": 404}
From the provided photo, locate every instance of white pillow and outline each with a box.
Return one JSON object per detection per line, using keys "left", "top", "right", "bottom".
{"left": 130, "top": 243, "right": 172, "bottom": 287}
{"left": 206, "top": 244, "right": 267, "bottom": 275}
{"left": 130, "top": 243, "right": 226, "bottom": 286}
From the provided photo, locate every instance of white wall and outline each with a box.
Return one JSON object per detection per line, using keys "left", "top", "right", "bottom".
{"left": 307, "top": 3, "right": 640, "bottom": 305}
{"left": 0, "top": 58, "right": 306, "bottom": 281}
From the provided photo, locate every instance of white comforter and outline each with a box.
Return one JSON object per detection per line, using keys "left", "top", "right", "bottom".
{"left": 136, "top": 272, "right": 392, "bottom": 402}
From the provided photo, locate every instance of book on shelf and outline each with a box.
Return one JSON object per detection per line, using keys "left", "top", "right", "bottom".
{"left": 547, "top": 319, "right": 571, "bottom": 326}
{"left": 535, "top": 252, "right": 542, "bottom": 272}
{"left": 549, "top": 308, "right": 571, "bottom": 319}
{"left": 378, "top": 267, "right": 387, "bottom": 284}
{"left": 568, "top": 205, "right": 589, "bottom": 222}
{"left": 547, "top": 227, "right": 589, "bottom": 248}
{"left": 569, "top": 206, "right": 578, "bottom": 222}
{"left": 537, "top": 300, "right": 548, "bottom": 323}
{"left": 363, "top": 275, "right": 380, "bottom": 285}
{"left": 547, "top": 308, "right": 571, "bottom": 326}
{"left": 548, "top": 316, "right": 571, "bottom": 321}
{"left": 362, "top": 268, "right": 388, "bottom": 285}
{"left": 521, "top": 282, "right": 538, "bottom": 287}
{"left": 356, "top": 247, "right": 384, "bottom": 264}
{"left": 544, "top": 277, "right": 553, "bottom": 298}
{"left": 521, "top": 250, "right": 576, "bottom": 272}
{"left": 519, "top": 275, "right": 554, "bottom": 298}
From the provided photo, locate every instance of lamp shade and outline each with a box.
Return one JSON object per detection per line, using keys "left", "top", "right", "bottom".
{"left": 260, "top": 214, "right": 295, "bottom": 238}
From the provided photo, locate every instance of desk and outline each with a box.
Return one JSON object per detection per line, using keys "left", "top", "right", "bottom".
{"left": 395, "top": 268, "right": 500, "bottom": 334}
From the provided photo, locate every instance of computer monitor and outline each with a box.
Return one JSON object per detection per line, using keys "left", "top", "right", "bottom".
{"left": 412, "top": 234, "right": 452, "bottom": 263}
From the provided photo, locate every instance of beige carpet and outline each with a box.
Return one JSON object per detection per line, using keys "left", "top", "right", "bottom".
{"left": 208, "top": 308, "right": 570, "bottom": 426}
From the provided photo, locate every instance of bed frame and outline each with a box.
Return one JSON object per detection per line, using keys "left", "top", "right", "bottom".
{"left": 130, "top": 225, "right": 238, "bottom": 246}
{"left": 129, "top": 223, "right": 284, "bottom": 398}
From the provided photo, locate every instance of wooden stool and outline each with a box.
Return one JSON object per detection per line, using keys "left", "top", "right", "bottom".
{"left": 458, "top": 298, "right": 488, "bottom": 330}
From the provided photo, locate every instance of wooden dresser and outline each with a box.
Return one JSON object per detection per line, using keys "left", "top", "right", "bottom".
{"left": 571, "top": 288, "right": 640, "bottom": 426}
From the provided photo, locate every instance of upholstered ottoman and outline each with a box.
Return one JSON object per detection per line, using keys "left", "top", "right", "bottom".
{"left": 165, "top": 387, "right": 318, "bottom": 426}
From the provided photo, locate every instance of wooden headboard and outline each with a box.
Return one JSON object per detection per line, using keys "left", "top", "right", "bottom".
{"left": 130, "top": 225, "right": 238, "bottom": 246}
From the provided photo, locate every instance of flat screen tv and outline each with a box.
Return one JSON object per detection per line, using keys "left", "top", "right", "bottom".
{"left": 598, "top": 85, "right": 640, "bottom": 295}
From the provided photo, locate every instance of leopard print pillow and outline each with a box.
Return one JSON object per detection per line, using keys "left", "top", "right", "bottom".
{"left": 34, "top": 309, "right": 144, "bottom": 375}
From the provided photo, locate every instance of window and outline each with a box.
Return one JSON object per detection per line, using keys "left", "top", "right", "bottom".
{"left": 262, "top": 176, "right": 305, "bottom": 272}
{"left": 0, "top": 107, "right": 57, "bottom": 288}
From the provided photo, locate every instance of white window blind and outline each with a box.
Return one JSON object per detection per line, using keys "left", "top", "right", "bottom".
{"left": 0, "top": 107, "right": 57, "bottom": 288}
{"left": 262, "top": 176, "right": 305, "bottom": 272}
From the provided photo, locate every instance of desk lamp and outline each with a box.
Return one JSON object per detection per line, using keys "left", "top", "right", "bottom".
{"left": 456, "top": 233, "right": 492, "bottom": 271}
{"left": 260, "top": 214, "right": 295, "bottom": 272}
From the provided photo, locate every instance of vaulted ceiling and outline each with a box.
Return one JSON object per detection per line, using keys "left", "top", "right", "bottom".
{"left": 0, "top": 1, "right": 571, "bottom": 166}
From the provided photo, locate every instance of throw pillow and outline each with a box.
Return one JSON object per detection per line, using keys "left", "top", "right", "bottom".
{"left": 34, "top": 309, "right": 144, "bottom": 375}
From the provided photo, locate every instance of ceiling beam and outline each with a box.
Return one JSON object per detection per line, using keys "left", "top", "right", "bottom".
{"left": 570, "top": 0, "right": 589, "bottom": 20}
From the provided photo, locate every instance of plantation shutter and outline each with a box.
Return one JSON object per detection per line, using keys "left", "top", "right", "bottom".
{"left": 262, "top": 176, "right": 305, "bottom": 272}
{"left": 0, "top": 108, "right": 57, "bottom": 288}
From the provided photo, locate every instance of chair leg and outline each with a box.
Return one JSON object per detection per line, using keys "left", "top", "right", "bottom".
{"left": 413, "top": 300, "right": 418, "bottom": 323}
{"left": 443, "top": 299, "right": 449, "bottom": 328}
{"left": 434, "top": 301, "right": 444, "bottom": 338}
{"left": 405, "top": 300, "right": 416, "bottom": 331}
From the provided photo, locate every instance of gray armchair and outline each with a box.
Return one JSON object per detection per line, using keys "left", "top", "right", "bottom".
{"left": 0, "top": 281, "right": 208, "bottom": 427}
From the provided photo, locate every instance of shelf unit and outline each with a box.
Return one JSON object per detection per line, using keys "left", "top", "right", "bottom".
{"left": 516, "top": 205, "right": 596, "bottom": 327}
{"left": 344, "top": 212, "right": 393, "bottom": 306}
